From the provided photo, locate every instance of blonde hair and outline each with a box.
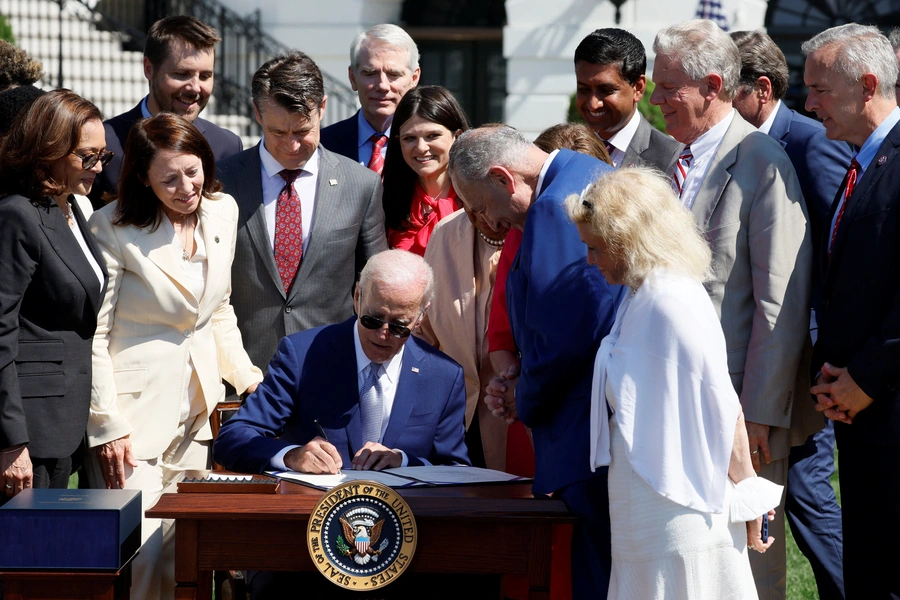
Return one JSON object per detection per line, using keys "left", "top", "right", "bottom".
{"left": 566, "top": 167, "right": 711, "bottom": 288}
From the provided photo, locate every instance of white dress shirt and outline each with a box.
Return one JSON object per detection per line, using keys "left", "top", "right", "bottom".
{"left": 679, "top": 109, "right": 735, "bottom": 210}
{"left": 269, "top": 322, "right": 414, "bottom": 470}
{"left": 258, "top": 141, "right": 319, "bottom": 254}
{"left": 757, "top": 100, "right": 782, "bottom": 135}
{"left": 535, "top": 149, "right": 561, "bottom": 197}
{"left": 602, "top": 110, "right": 641, "bottom": 168}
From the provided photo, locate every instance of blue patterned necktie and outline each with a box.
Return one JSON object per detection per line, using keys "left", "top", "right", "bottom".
{"left": 359, "top": 362, "right": 384, "bottom": 443}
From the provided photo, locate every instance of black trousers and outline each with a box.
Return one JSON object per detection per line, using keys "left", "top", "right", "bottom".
{"left": 837, "top": 437, "right": 900, "bottom": 599}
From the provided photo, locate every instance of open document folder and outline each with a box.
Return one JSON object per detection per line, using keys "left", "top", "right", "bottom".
{"left": 266, "top": 465, "right": 532, "bottom": 491}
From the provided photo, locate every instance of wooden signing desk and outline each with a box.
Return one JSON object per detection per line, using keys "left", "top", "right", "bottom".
{"left": 147, "top": 479, "right": 574, "bottom": 600}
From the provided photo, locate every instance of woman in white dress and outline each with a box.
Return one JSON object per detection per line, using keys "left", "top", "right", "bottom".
{"left": 566, "top": 167, "right": 782, "bottom": 600}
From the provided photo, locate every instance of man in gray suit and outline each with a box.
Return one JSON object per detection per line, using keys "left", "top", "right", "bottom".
{"left": 218, "top": 51, "right": 388, "bottom": 371}
{"left": 574, "top": 28, "right": 681, "bottom": 171}
{"left": 650, "top": 20, "right": 819, "bottom": 600}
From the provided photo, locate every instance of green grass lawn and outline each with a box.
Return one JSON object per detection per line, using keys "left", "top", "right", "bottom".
{"left": 786, "top": 449, "right": 840, "bottom": 600}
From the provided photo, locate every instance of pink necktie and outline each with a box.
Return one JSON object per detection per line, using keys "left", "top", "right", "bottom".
{"left": 368, "top": 133, "right": 387, "bottom": 175}
{"left": 274, "top": 169, "right": 303, "bottom": 293}
{"left": 673, "top": 146, "right": 693, "bottom": 198}
{"left": 829, "top": 158, "right": 861, "bottom": 259}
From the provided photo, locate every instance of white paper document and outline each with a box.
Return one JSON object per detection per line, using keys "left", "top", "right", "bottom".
{"left": 266, "top": 469, "right": 422, "bottom": 491}
{"left": 267, "top": 465, "right": 530, "bottom": 491}
{"left": 384, "top": 466, "right": 530, "bottom": 485}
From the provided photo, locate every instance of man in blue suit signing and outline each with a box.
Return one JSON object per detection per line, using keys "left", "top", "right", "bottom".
{"left": 449, "top": 126, "right": 618, "bottom": 599}
{"left": 213, "top": 249, "right": 469, "bottom": 475}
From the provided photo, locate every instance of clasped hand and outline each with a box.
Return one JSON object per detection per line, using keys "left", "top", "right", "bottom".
{"left": 810, "top": 363, "right": 874, "bottom": 424}
{"left": 485, "top": 364, "right": 520, "bottom": 424}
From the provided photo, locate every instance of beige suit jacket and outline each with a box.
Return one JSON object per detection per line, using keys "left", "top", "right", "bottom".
{"left": 417, "top": 210, "right": 508, "bottom": 469}
{"left": 87, "top": 193, "right": 263, "bottom": 459}
{"left": 692, "top": 114, "right": 820, "bottom": 460}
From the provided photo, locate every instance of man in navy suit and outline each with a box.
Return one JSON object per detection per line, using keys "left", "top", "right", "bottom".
{"left": 449, "top": 126, "right": 618, "bottom": 599}
{"left": 804, "top": 24, "right": 900, "bottom": 598}
{"left": 89, "top": 16, "right": 242, "bottom": 207}
{"left": 214, "top": 249, "right": 468, "bottom": 475}
{"left": 732, "top": 29, "right": 850, "bottom": 600}
{"left": 319, "top": 24, "right": 420, "bottom": 173}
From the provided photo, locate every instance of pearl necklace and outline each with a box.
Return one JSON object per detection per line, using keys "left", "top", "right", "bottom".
{"left": 478, "top": 231, "right": 505, "bottom": 247}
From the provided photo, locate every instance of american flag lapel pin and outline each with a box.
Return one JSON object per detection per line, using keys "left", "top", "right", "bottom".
{"left": 329, "top": 179, "right": 338, "bottom": 186}
{"left": 411, "top": 367, "right": 420, "bottom": 373}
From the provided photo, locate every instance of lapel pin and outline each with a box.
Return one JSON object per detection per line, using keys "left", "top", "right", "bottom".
{"left": 214, "top": 236, "right": 220, "bottom": 243}
{"left": 878, "top": 155, "right": 887, "bottom": 165}
{"left": 411, "top": 367, "right": 420, "bottom": 373}
{"left": 329, "top": 179, "right": 338, "bottom": 186}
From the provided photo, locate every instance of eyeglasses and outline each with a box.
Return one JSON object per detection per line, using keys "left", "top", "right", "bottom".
{"left": 358, "top": 314, "right": 414, "bottom": 339}
{"left": 71, "top": 150, "right": 114, "bottom": 170}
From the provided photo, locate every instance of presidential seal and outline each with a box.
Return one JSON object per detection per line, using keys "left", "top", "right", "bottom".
{"left": 307, "top": 481, "right": 417, "bottom": 591}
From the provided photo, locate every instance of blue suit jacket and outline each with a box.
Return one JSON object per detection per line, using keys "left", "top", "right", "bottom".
{"left": 320, "top": 112, "right": 361, "bottom": 163}
{"left": 507, "top": 149, "right": 619, "bottom": 494}
{"left": 769, "top": 104, "right": 853, "bottom": 304}
{"left": 213, "top": 317, "right": 470, "bottom": 473}
{"left": 814, "top": 120, "right": 900, "bottom": 446}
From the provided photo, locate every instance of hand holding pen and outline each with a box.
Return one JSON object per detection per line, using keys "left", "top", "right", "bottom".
{"left": 282, "top": 419, "right": 343, "bottom": 474}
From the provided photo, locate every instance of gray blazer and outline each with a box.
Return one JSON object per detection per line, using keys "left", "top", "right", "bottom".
{"left": 217, "top": 144, "right": 388, "bottom": 370}
{"left": 691, "top": 114, "right": 819, "bottom": 460}
{"left": 621, "top": 114, "right": 683, "bottom": 172}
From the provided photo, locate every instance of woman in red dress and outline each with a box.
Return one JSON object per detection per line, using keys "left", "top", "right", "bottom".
{"left": 381, "top": 86, "right": 470, "bottom": 255}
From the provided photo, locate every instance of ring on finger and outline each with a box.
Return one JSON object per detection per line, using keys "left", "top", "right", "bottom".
{"left": 750, "top": 449, "right": 760, "bottom": 455}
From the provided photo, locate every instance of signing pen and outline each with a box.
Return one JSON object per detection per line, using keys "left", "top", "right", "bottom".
{"left": 313, "top": 419, "right": 342, "bottom": 474}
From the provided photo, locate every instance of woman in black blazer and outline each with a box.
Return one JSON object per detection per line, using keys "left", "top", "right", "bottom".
{"left": 0, "top": 89, "right": 110, "bottom": 500}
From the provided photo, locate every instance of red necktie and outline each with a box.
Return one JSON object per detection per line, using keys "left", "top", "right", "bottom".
{"left": 368, "top": 133, "right": 387, "bottom": 175}
{"left": 829, "top": 158, "right": 861, "bottom": 259}
{"left": 274, "top": 169, "right": 303, "bottom": 293}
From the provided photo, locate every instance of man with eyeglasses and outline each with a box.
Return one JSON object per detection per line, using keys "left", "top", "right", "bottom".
{"left": 213, "top": 249, "right": 469, "bottom": 476}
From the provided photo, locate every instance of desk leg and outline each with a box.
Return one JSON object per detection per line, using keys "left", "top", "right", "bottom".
{"left": 527, "top": 523, "right": 553, "bottom": 600}
{"left": 173, "top": 519, "right": 208, "bottom": 600}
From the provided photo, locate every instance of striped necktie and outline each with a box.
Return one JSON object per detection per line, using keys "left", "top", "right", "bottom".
{"left": 672, "top": 146, "right": 693, "bottom": 199}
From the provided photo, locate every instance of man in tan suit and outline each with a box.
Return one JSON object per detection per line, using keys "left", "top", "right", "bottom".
{"left": 650, "top": 20, "right": 819, "bottom": 600}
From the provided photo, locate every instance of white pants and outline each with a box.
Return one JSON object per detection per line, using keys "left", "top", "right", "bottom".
{"left": 88, "top": 422, "right": 209, "bottom": 600}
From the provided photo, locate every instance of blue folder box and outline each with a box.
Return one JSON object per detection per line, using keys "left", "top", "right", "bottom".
{"left": 0, "top": 489, "right": 141, "bottom": 570}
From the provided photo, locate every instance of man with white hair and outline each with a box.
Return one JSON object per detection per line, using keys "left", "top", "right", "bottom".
{"left": 649, "top": 19, "right": 817, "bottom": 600}
{"left": 448, "top": 125, "right": 618, "bottom": 599}
{"left": 804, "top": 23, "right": 900, "bottom": 598}
{"left": 320, "top": 24, "right": 421, "bottom": 174}
{"left": 731, "top": 29, "right": 849, "bottom": 600}
{"left": 214, "top": 248, "right": 469, "bottom": 476}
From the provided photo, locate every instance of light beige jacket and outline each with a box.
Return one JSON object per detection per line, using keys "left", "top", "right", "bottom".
{"left": 417, "top": 210, "right": 508, "bottom": 470}
{"left": 87, "top": 193, "right": 262, "bottom": 459}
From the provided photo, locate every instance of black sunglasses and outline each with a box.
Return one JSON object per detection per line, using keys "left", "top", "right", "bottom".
{"left": 359, "top": 314, "right": 413, "bottom": 339}
{"left": 71, "top": 150, "right": 114, "bottom": 170}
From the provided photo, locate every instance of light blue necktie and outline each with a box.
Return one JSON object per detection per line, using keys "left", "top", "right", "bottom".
{"left": 359, "top": 362, "right": 384, "bottom": 443}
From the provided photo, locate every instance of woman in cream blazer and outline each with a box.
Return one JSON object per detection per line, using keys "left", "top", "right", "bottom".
{"left": 86, "top": 114, "right": 262, "bottom": 600}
